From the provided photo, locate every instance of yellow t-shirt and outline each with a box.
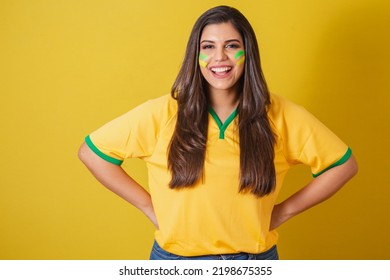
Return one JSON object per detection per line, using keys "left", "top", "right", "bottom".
{"left": 86, "top": 93, "right": 351, "bottom": 256}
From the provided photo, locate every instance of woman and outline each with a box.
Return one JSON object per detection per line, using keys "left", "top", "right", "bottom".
{"left": 78, "top": 6, "right": 358, "bottom": 260}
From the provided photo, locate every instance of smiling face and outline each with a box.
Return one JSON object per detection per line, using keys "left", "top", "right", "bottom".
{"left": 199, "top": 22, "right": 245, "bottom": 96}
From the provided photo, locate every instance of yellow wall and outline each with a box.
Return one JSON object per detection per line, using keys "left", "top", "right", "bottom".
{"left": 1, "top": 0, "right": 389, "bottom": 259}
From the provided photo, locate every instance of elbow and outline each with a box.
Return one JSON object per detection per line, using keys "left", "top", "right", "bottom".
{"left": 78, "top": 142, "right": 89, "bottom": 164}
{"left": 345, "top": 154, "right": 358, "bottom": 180}
{"left": 350, "top": 155, "right": 358, "bottom": 177}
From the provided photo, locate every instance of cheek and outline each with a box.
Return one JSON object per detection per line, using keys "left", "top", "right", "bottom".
{"left": 199, "top": 67, "right": 209, "bottom": 79}
{"left": 233, "top": 64, "right": 245, "bottom": 80}
{"left": 199, "top": 59, "right": 208, "bottom": 68}
{"left": 236, "top": 55, "right": 245, "bottom": 66}
{"left": 234, "top": 50, "right": 245, "bottom": 66}
{"left": 198, "top": 53, "right": 209, "bottom": 68}
{"left": 233, "top": 51, "right": 245, "bottom": 78}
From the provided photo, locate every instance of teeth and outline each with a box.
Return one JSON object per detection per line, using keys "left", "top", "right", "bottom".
{"left": 211, "top": 67, "right": 232, "bottom": 73}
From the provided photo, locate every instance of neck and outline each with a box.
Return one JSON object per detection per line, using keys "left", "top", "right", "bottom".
{"left": 208, "top": 88, "right": 239, "bottom": 123}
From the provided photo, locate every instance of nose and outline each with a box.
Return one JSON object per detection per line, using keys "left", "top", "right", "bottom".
{"left": 214, "top": 47, "right": 228, "bottom": 62}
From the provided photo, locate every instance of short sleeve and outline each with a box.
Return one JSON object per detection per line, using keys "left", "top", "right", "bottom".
{"left": 85, "top": 95, "right": 175, "bottom": 165}
{"left": 269, "top": 94, "right": 351, "bottom": 177}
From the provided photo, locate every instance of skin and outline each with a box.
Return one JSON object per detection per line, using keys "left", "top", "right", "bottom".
{"left": 199, "top": 22, "right": 245, "bottom": 122}
{"left": 270, "top": 155, "right": 358, "bottom": 230}
{"left": 78, "top": 22, "right": 358, "bottom": 236}
{"left": 78, "top": 142, "right": 159, "bottom": 229}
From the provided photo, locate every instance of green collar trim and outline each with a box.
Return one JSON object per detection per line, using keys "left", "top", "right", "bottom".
{"left": 209, "top": 107, "right": 238, "bottom": 139}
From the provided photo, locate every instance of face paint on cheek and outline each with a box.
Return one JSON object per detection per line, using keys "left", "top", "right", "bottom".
{"left": 199, "top": 53, "right": 208, "bottom": 68}
{"left": 234, "top": 50, "right": 245, "bottom": 66}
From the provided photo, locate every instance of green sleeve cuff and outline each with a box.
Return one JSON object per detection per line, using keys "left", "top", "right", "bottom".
{"left": 85, "top": 135, "right": 123, "bottom": 165}
{"left": 312, "top": 147, "right": 352, "bottom": 178}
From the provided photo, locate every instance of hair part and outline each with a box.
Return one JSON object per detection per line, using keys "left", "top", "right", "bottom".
{"left": 168, "top": 5, "right": 276, "bottom": 196}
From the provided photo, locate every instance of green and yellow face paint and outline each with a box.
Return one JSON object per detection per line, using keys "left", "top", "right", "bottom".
{"left": 234, "top": 49, "right": 245, "bottom": 66}
{"left": 198, "top": 53, "right": 209, "bottom": 68}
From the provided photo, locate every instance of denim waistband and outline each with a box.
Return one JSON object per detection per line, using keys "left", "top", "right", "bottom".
{"left": 150, "top": 241, "right": 279, "bottom": 260}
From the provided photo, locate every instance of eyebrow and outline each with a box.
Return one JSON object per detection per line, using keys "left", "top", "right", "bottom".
{"left": 200, "top": 39, "right": 242, "bottom": 44}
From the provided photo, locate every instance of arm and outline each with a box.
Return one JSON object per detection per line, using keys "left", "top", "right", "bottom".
{"left": 270, "top": 155, "right": 358, "bottom": 231}
{"left": 78, "top": 142, "right": 159, "bottom": 229}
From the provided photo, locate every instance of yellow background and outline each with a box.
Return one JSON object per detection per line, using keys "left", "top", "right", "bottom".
{"left": 1, "top": 0, "right": 389, "bottom": 259}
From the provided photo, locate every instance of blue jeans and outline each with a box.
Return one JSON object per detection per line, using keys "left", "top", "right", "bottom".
{"left": 150, "top": 241, "right": 279, "bottom": 260}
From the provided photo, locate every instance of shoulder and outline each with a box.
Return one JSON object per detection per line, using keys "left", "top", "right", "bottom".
{"left": 133, "top": 94, "right": 177, "bottom": 115}
{"left": 124, "top": 94, "right": 178, "bottom": 126}
{"left": 98, "top": 94, "right": 177, "bottom": 133}
{"left": 268, "top": 93, "right": 306, "bottom": 115}
{"left": 268, "top": 93, "right": 311, "bottom": 127}
{"left": 267, "top": 93, "right": 329, "bottom": 147}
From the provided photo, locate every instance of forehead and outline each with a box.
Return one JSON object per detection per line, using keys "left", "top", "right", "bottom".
{"left": 200, "top": 22, "right": 242, "bottom": 42}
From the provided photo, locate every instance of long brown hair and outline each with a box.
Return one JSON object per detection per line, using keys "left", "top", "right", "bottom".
{"left": 168, "top": 6, "right": 275, "bottom": 197}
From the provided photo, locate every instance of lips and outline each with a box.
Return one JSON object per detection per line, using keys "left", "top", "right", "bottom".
{"left": 209, "top": 65, "right": 233, "bottom": 78}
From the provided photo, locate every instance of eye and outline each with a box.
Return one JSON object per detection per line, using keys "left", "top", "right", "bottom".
{"left": 226, "top": 43, "right": 240, "bottom": 49}
{"left": 201, "top": 44, "right": 214, "bottom": 50}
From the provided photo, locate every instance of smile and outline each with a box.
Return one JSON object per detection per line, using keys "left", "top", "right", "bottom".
{"left": 210, "top": 66, "right": 232, "bottom": 74}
